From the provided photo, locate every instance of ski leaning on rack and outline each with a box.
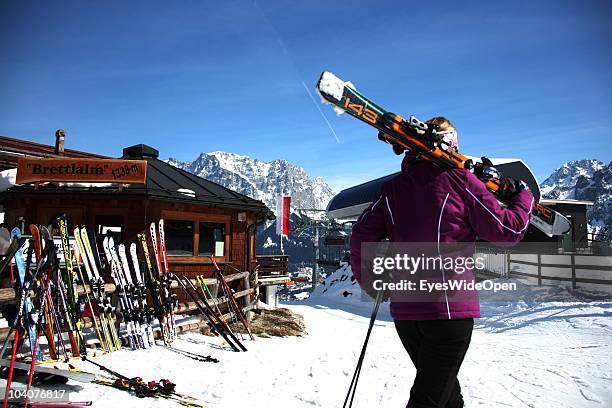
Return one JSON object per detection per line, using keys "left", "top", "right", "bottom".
{"left": 171, "top": 273, "right": 247, "bottom": 352}
{"left": 137, "top": 232, "right": 168, "bottom": 345}
{"left": 29, "top": 225, "right": 59, "bottom": 361}
{"left": 118, "top": 241, "right": 150, "bottom": 348}
{"left": 102, "top": 237, "right": 140, "bottom": 350}
{"left": 149, "top": 222, "right": 176, "bottom": 345}
{"left": 1, "top": 231, "right": 30, "bottom": 408}
{"left": 156, "top": 220, "right": 178, "bottom": 342}
{"left": 210, "top": 256, "right": 255, "bottom": 341}
{"left": 39, "top": 227, "right": 70, "bottom": 363}
{"left": 9, "top": 228, "right": 41, "bottom": 362}
{"left": 128, "top": 242, "right": 156, "bottom": 347}
{"left": 71, "top": 232, "right": 110, "bottom": 353}
{"left": 194, "top": 275, "right": 241, "bottom": 343}
{"left": 316, "top": 71, "right": 571, "bottom": 237}
{"left": 55, "top": 216, "right": 85, "bottom": 358}
{"left": 73, "top": 227, "right": 120, "bottom": 352}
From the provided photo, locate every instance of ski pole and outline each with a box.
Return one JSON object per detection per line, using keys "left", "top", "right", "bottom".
{"left": 3, "top": 327, "right": 21, "bottom": 408}
{"left": 343, "top": 290, "right": 383, "bottom": 408}
{"left": 83, "top": 356, "right": 125, "bottom": 380}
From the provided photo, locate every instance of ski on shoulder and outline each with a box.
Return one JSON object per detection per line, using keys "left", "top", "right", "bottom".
{"left": 316, "top": 71, "right": 571, "bottom": 237}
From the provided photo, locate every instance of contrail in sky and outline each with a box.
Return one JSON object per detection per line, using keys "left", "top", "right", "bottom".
{"left": 301, "top": 81, "right": 341, "bottom": 144}
{"left": 253, "top": 0, "right": 341, "bottom": 144}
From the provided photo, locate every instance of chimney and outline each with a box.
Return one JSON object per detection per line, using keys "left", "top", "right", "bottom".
{"left": 122, "top": 144, "right": 159, "bottom": 159}
{"left": 55, "top": 129, "right": 66, "bottom": 156}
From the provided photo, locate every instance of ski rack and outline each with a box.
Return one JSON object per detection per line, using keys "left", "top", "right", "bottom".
{"left": 0, "top": 224, "right": 256, "bottom": 361}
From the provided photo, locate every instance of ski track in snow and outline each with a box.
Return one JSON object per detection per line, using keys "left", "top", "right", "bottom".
{"left": 1, "top": 287, "right": 610, "bottom": 407}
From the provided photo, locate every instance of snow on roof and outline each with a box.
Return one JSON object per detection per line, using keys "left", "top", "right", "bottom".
{"left": 0, "top": 168, "right": 16, "bottom": 192}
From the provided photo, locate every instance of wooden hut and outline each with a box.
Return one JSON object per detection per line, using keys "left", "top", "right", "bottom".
{"left": 0, "top": 137, "right": 278, "bottom": 334}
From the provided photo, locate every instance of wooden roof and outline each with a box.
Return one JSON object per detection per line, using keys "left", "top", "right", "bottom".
{"left": 0, "top": 135, "right": 108, "bottom": 170}
{"left": 2, "top": 143, "right": 271, "bottom": 214}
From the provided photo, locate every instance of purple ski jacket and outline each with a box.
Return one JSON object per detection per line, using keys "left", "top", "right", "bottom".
{"left": 350, "top": 155, "right": 534, "bottom": 320}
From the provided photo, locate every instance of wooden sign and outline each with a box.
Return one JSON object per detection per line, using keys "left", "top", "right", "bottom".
{"left": 16, "top": 158, "right": 147, "bottom": 185}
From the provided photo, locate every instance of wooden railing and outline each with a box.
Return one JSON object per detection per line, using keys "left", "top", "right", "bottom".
{"left": 255, "top": 255, "right": 289, "bottom": 277}
{"left": 473, "top": 246, "right": 612, "bottom": 292}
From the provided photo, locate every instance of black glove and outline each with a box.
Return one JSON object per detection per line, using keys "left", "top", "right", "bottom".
{"left": 501, "top": 177, "right": 530, "bottom": 200}
{"left": 475, "top": 157, "right": 502, "bottom": 181}
{"left": 378, "top": 131, "right": 406, "bottom": 155}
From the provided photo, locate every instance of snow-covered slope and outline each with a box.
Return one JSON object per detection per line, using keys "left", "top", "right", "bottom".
{"left": 19, "top": 261, "right": 610, "bottom": 408}
{"left": 167, "top": 152, "right": 334, "bottom": 213}
{"left": 540, "top": 160, "right": 612, "bottom": 236}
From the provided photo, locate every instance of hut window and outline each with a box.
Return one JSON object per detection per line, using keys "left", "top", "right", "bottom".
{"left": 198, "top": 222, "right": 225, "bottom": 256}
{"left": 96, "top": 215, "right": 124, "bottom": 242}
{"left": 165, "top": 219, "right": 194, "bottom": 256}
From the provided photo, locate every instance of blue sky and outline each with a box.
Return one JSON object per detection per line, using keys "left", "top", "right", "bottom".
{"left": 1, "top": 1, "right": 611, "bottom": 192}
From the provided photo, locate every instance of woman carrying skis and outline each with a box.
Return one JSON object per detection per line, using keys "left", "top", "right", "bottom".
{"left": 349, "top": 117, "right": 533, "bottom": 408}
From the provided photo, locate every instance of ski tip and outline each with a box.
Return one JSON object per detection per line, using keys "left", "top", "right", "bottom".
{"left": 316, "top": 71, "right": 344, "bottom": 102}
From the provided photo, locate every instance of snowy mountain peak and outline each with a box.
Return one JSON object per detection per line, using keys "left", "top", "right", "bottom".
{"left": 165, "top": 152, "right": 335, "bottom": 213}
{"left": 540, "top": 159, "right": 605, "bottom": 200}
{"left": 540, "top": 159, "right": 611, "bottom": 237}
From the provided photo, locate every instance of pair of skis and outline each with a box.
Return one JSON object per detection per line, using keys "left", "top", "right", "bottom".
{"left": 55, "top": 217, "right": 86, "bottom": 359}
{"left": 209, "top": 256, "right": 255, "bottom": 342}
{"left": 139, "top": 220, "right": 177, "bottom": 346}
{"left": 124, "top": 241, "right": 156, "bottom": 347}
{"left": 171, "top": 255, "right": 254, "bottom": 352}
{"left": 102, "top": 236, "right": 152, "bottom": 350}
{"left": 73, "top": 226, "right": 122, "bottom": 352}
{"left": 316, "top": 71, "right": 571, "bottom": 237}
{"left": 80, "top": 358, "right": 207, "bottom": 407}
{"left": 172, "top": 272, "right": 247, "bottom": 352}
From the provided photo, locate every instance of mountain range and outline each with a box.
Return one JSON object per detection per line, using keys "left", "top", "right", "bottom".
{"left": 540, "top": 159, "right": 611, "bottom": 238}
{"left": 166, "top": 152, "right": 335, "bottom": 268}
{"left": 167, "top": 152, "right": 334, "bottom": 212}
{"left": 166, "top": 153, "right": 612, "bottom": 266}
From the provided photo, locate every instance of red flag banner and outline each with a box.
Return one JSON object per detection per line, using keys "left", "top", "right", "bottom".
{"left": 276, "top": 196, "right": 291, "bottom": 236}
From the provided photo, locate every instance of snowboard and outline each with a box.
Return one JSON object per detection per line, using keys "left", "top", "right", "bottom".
{"left": 316, "top": 71, "right": 570, "bottom": 237}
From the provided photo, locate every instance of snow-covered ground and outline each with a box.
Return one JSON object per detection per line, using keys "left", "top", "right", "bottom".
{"left": 2, "top": 265, "right": 610, "bottom": 407}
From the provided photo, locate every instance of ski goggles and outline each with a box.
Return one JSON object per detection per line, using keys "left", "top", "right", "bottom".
{"left": 438, "top": 130, "right": 458, "bottom": 149}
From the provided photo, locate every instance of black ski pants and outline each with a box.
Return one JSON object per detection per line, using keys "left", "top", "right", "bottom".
{"left": 394, "top": 319, "right": 473, "bottom": 408}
